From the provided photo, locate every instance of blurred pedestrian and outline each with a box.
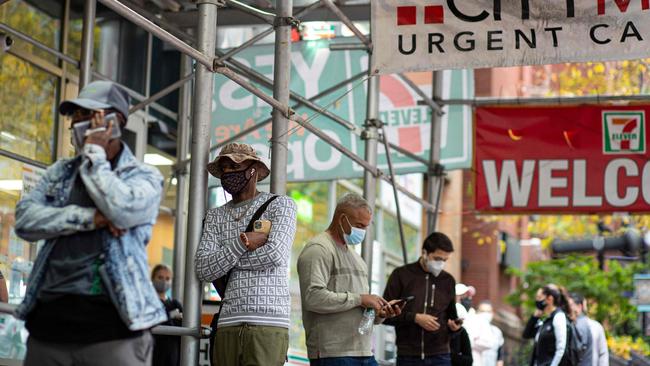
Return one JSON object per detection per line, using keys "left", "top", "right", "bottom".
{"left": 455, "top": 284, "right": 476, "bottom": 316}
{"left": 151, "top": 264, "right": 182, "bottom": 366}
{"left": 468, "top": 301, "right": 504, "bottom": 366}
{"left": 568, "top": 293, "right": 593, "bottom": 366}
{"left": 383, "top": 232, "right": 461, "bottom": 366}
{"left": 522, "top": 284, "right": 572, "bottom": 366}
{"left": 0, "top": 269, "right": 7, "bottom": 303}
{"left": 450, "top": 304, "right": 473, "bottom": 366}
{"left": 195, "top": 142, "right": 297, "bottom": 366}
{"left": 15, "top": 81, "right": 165, "bottom": 366}
{"left": 584, "top": 300, "right": 608, "bottom": 366}
{"left": 298, "top": 193, "right": 402, "bottom": 366}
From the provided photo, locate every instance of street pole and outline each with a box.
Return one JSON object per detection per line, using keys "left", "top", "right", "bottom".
{"left": 172, "top": 54, "right": 192, "bottom": 304}
{"left": 79, "top": 0, "right": 96, "bottom": 88}
{"left": 362, "top": 71, "right": 380, "bottom": 282}
{"left": 427, "top": 71, "right": 445, "bottom": 232}
{"left": 270, "top": 0, "right": 293, "bottom": 194}
{"left": 180, "top": 2, "right": 218, "bottom": 365}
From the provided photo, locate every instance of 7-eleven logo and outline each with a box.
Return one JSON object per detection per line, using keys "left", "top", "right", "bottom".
{"left": 602, "top": 111, "right": 646, "bottom": 154}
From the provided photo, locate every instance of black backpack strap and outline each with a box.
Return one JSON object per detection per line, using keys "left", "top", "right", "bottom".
{"left": 245, "top": 195, "right": 279, "bottom": 232}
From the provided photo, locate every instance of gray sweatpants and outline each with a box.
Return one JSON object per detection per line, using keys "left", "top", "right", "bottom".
{"left": 24, "top": 331, "right": 153, "bottom": 366}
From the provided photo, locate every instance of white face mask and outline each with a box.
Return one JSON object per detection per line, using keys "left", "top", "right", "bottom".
{"left": 426, "top": 259, "right": 445, "bottom": 277}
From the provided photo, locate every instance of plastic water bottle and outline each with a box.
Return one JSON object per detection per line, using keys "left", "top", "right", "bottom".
{"left": 358, "top": 308, "right": 376, "bottom": 335}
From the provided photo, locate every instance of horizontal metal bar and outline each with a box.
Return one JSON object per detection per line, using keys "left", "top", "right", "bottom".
{"left": 221, "top": 54, "right": 359, "bottom": 131}
{"left": 97, "top": 0, "right": 215, "bottom": 71}
{"left": 378, "top": 135, "right": 433, "bottom": 168}
{"left": 216, "top": 28, "right": 275, "bottom": 63}
{"left": 225, "top": 0, "right": 276, "bottom": 25}
{"left": 130, "top": 73, "right": 194, "bottom": 114}
{"left": 0, "top": 302, "right": 16, "bottom": 315}
{"left": 321, "top": 0, "right": 370, "bottom": 48}
{"left": 380, "top": 174, "right": 436, "bottom": 213}
{"left": 122, "top": 0, "right": 196, "bottom": 45}
{"left": 397, "top": 73, "right": 443, "bottom": 115}
{"left": 93, "top": 71, "right": 178, "bottom": 121}
{"left": 442, "top": 95, "right": 650, "bottom": 106}
{"left": 0, "top": 23, "right": 78, "bottom": 67}
{"left": 329, "top": 43, "right": 369, "bottom": 51}
{"left": 290, "top": 115, "right": 379, "bottom": 176}
{"left": 216, "top": 66, "right": 294, "bottom": 118}
{"left": 0, "top": 148, "right": 49, "bottom": 169}
{"left": 151, "top": 325, "right": 211, "bottom": 338}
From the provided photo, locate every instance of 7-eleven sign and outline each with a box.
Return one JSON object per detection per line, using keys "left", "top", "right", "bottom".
{"left": 603, "top": 111, "right": 646, "bottom": 154}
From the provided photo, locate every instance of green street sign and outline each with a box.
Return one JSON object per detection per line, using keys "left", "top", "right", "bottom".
{"left": 210, "top": 38, "right": 473, "bottom": 183}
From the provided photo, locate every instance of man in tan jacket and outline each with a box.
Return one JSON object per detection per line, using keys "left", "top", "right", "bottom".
{"left": 298, "top": 193, "right": 402, "bottom": 366}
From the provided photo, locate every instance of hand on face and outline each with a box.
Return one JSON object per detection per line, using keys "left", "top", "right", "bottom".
{"left": 82, "top": 110, "right": 115, "bottom": 150}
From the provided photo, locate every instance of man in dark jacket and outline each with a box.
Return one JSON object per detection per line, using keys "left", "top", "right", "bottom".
{"left": 383, "top": 232, "right": 461, "bottom": 366}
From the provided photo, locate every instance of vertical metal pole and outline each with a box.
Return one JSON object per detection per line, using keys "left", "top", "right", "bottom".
{"left": 180, "top": 2, "right": 217, "bottom": 366}
{"left": 362, "top": 71, "right": 380, "bottom": 282}
{"left": 270, "top": 0, "right": 293, "bottom": 194}
{"left": 144, "top": 32, "right": 153, "bottom": 117}
{"left": 172, "top": 54, "right": 192, "bottom": 304}
{"left": 55, "top": 0, "right": 71, "bottom": 160}
{"left": 381, "top": 128, "right": 408, "bottom": 264}
{"left": 328, "top": 180, "right": 337, "bottom": 220}
{"left": 79, "top": 0, "right": 96, "bottom": 88}
{"left": 426, "top": 71, "right": 444, "bottom": 232}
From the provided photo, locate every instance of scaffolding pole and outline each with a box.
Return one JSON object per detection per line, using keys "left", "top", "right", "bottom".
{"left": 270, "top": 0, "right": 293, "bottom": 194}
{"left": 427, "top": 72, "right": 445, "bottom": 232}
{"left": 380, "top": 126, "right": 408, "bottom": 264}
{"left": 79, "top": 0, "right": 96, "bottom": 88}
{"left": 180, "top": 2, "right": 218, "bottom": 365}
{"left": 172, "top": 55, "right": 192, "bottom": 304}
{"left": 362, "top": 72, "right": 380, "bottom": 279}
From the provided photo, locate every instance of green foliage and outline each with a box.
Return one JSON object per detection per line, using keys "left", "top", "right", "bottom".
{"left": 506, "top": 255, "right": 646, "bottom": 337}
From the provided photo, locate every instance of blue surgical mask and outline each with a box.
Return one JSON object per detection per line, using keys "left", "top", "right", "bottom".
{"left": 341, "top": 215, "right": 366, "bottom": 245}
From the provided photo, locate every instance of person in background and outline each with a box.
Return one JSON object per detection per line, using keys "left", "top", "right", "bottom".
{"left": 468, "top": 301, "right": 504, "bottom": 366}
{"left": 383, "top": 232, "right": 461, "bottom": 366}
{"left": 450, "top": 303, "right": 473, "bottom": 366}
{"left": 14, "top": 81, "right": 165, "bottom": 366}
{"left": 298, "top": 193, "right": 402, "bottom": 366}
{"left": 583, "top": 300, "right": 608, "bottom": 366}
{"left": 151, "top": 264, "right": 183, "bottom": 366}
{"left": 522, "top": 284, "right": 571, "bottom": 366}
{"left": 455, "top": 283, "right": 475, "bottom": 316}
{"left": 568, "top": 293, "right": 593, "bottom": 366}
{"left": 0, "top": 269, "right": 8, "bottom": 303}
{"left": 195, "top": 142, "right": 297, "bottom": 366}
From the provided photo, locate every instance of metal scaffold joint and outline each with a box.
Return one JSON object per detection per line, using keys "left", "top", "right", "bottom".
{"left": 274, "top": 16, "right": 300, "bottom": 27}
{"left": 430, "top": 163, "right": 446, "bottom": 177}
{"left": 194, "top": 0, "right": 226, "bottom": 6}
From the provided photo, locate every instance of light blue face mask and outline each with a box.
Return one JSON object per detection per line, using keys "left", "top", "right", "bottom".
{"left": 341, "top": 215, "right": 366, "bottom": 245}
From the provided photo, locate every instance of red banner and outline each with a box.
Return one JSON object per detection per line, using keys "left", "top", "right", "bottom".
{"left": 475, "top": 106, "right": 650, "bottom": 213}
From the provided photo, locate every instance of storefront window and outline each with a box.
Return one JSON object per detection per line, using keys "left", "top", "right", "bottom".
{"left": 0, "top": 0, "right": 61, "bottom": 64}
{"left": 0, "top": 54, "right": 58, "bottom": 164}
{"left": 0, "top": 155, "right": 43, "bottom": 362}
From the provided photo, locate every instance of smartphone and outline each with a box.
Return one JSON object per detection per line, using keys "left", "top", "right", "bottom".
{"left": 253, "top": 219, "right": 272, "bottom": 234}
{"left": 71, "top": 113, "right": 121, "bottom": 149}
{"left": 392, "top": 295, "right": 416, "bottom": 307}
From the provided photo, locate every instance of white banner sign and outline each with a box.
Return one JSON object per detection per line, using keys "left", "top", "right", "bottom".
{"left": 371, "top": 0, "right": 650, "bottom": 74}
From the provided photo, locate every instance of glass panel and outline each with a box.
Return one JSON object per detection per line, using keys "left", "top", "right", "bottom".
{"left": 66, "top": 18, "right": 100, "bottom": 64}
{"left": 0, "top": 54, "right": 58, "bottom": 163}
{"left": 0, "top": 155, "right": 42, "bottom": 362}
{"left": 0, "top": 0, "right": 61, "bottom": 63}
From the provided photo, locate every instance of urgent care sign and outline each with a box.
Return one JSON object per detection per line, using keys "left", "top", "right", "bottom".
{"left": 371, "top": 0, "right": 650, "bottom": 74}
{"left": 474, "top": 106, "right": 650, "bottom": 213}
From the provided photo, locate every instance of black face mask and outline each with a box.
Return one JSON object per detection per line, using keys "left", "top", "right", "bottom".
{"left": 461, "top": 298, "right": 473, "bottom": 311}
{"left": 221, "top": 164, "right": 255, "bottom": 195}
{"left": 535, "top": 299, "right": 547, "bottom": 310}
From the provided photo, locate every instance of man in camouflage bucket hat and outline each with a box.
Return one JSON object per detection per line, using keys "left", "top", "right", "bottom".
{"left": 196, "top": 142, "right": 297, "bottom": 366}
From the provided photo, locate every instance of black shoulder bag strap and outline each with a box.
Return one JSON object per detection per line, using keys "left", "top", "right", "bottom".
{"left": 209, "top": 195, "right": 279, "bottom": 323}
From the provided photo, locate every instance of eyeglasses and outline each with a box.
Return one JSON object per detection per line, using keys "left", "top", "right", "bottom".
{"left": 71, "top": 108, "right": 96, "bottom": 121}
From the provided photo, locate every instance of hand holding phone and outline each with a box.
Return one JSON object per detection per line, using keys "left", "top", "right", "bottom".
{"left": 71, "top": 112, "right": 121, "bottom": 150}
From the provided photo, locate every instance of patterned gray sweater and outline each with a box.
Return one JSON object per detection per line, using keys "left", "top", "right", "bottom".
{"left": 195, "top": 192, "right": 297, "bottom": 328}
